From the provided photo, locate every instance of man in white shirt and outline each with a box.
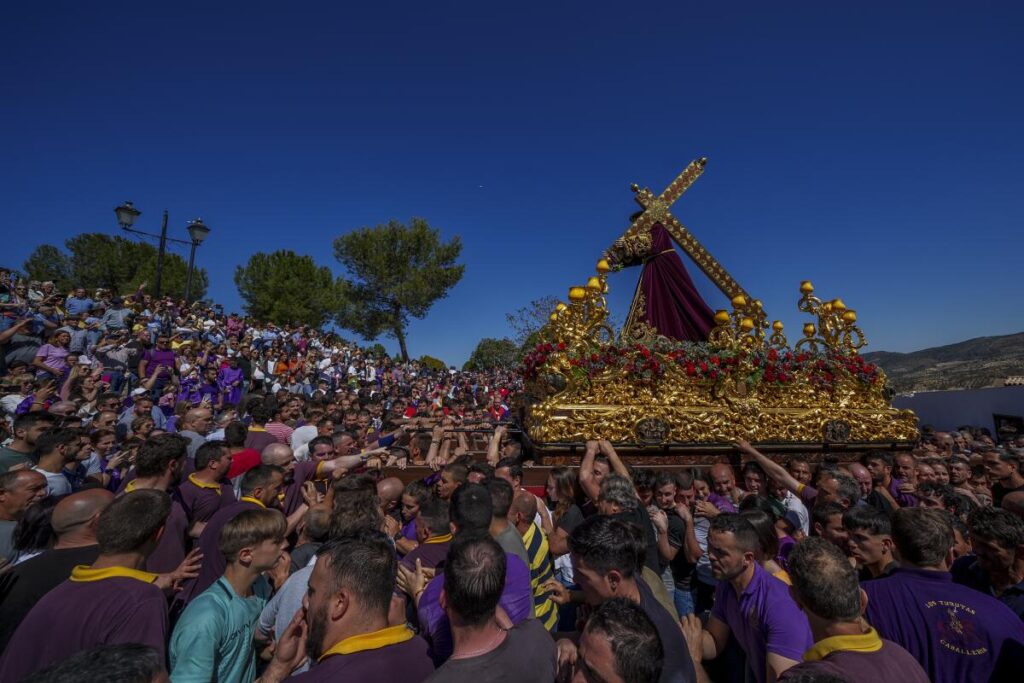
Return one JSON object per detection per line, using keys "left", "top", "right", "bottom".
{"left": 29, "top": 428, "right": 82, "bottom": 496}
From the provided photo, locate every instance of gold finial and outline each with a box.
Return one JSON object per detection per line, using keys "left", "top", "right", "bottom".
{"left": 731, "top": 294, "right": 747, "bottom": 308}
{"left": 586, "top": 277, "right": 602, "bottom": 292}
{"left": 832, "top": 298, "right": 846, "bottom": 311}
{"left": 596, "top": 258, "right": 611, "bottom": 274}
{"left": 714, "top": 310, "right": 730, "bottom": 324}
{"left": 772, "top": 320, "right": 784, "bottom": 331}
{"left": 630, "top": 183, "right": 640, "bottom": 193}
{"left": 740, "top": 317, "right": 754, "bottom": 331}
{"left": 842, "top": 310, "right": 857, "bottom": 323}
{"left": 549, "top": 312, "right": 558, "bottom": 322}
{"left": 803, "top": 323, "right": 816, "bottom": 337}
{"left": 800, "top": 280, "right": 814, "bottom": 293}
{"left": 698, "top": 157, "right": 707, "bottom": 166}
{"left": 555, "top": 302, "right": 567, "bottom": 313}
{"left": 568, "top": 287, "right": 586, "bottom": 302}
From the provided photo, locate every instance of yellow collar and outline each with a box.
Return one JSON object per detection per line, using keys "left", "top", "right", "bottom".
{"left": 804, "top": 627, "right": 883, "bottom": 662}
{"left": 249, "top": 426, "right": 267, "bottom": 432}
{"left": 188, "top": 473, "right": 223, "bottom": 491}
{"left": 239, "top": 496, "right": 266, "bottom": 508}
{"left": 424, "top": 533, "right": 453, "bottom": 545}
{"left": 318, "top": 625, "right": 414, "bottom": 661}
{"left": 124, "top": 480, "right": 138, "bottom": 493}
{"left": 70, "top": 565, "right": 158, "bottom": 584}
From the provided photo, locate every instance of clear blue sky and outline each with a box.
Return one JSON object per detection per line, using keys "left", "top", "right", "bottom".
{"left": 3, "top": 2, "right": 1022, "bottom": 365}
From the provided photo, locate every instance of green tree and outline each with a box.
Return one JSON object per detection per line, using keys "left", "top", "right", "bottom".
{"left": 364, "top": 343, "right": 389, "bottom": 359}
{"left": 234, "top": 250, "right": 341, "bottom": 327}
{"left": 419, "top": 355, "right": 449, "bottom": 371}
{"left": 333, "top": 218, "right": 464, "bottom": 361}
{"left": 465, "top": 338, "right": 520, "bottom": 371}
{"left": 21, "top": 233, "right": 207, "bottom": 299}
{"left": 22, "top": 245, "right": 73, "bottom": 291}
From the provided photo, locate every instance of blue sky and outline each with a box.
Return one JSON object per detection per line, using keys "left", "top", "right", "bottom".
{"left": 3, "top": 2, "right": 1022, "bottom": 365}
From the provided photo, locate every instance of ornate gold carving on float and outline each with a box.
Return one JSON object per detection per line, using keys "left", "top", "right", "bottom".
{"left": 523, "top": 159, "right": 918, "bottom": 450}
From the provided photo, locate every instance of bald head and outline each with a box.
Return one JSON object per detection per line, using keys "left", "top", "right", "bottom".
{"left": 709, "top": 464, "right": 735, "bottom": 496}
{"left": 261, "top": 443, "right": 294, "bottom": 467}
{"left": 1002, "top": 491, "right": 1024, "bottom": 519}
{"left": 377, "top": 477, "right": 404, "bottom": 506}
{"left": 182, "top": 408, "right": 212, "bottom": 435}
{"left": 510, "top": 490, "right": 536, "bottom": 522}
{"left": 52, "top": 489, "right": 114, "bottom": 538}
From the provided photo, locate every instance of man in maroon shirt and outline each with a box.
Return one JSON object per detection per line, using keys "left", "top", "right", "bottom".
{"left": 260, "top": 529, "right": 433, "bottom": 682}
{"left": 779, "top": 537, "right": 928, "bottom": 682}
{"left": 121, "top": 434, "right": 194, "bottom": 574}
{"left": 176, "top": 465, "right": 285, "bottom": 606}
{"left": 0, "top": 490, "right": 173, "bottom": 681}
{"left": 178, "top": 440, "right": 236, "bottom": 535}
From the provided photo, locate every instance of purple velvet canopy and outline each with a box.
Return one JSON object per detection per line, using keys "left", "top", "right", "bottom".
{"left": 636, "top": 223, "right": 715, "bottom": 341}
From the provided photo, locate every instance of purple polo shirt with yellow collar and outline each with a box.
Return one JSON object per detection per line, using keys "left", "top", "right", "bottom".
{"left": 863, "top": 566, "right": 1024, "bottom": 683}
{"left": 0, "top": 565, "right": 168, "bottom": 682}
{"left": 710, "top": 562, "right": 813, "bottom": 683}
{"left": 178, "top": 472, "right": 237, "bottom": 524}
{"left": 779, "top": 627, "right": 930, "bottom": 682}
{"left": 287, "top": 624, "right": 433, "bottom": 682}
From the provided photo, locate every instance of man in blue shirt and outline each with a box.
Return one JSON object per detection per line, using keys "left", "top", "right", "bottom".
{"left": 169, "top": 507, "right": 287, "bottom": 683}
{"left": 64, "top": 287, "right": 95, "bottom": 317}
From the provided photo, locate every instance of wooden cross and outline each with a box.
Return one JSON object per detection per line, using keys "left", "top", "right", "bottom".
{"left": 623, "top": 157, "right": 749, "bottom": 301}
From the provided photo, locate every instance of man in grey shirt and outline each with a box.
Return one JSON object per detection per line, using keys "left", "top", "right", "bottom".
{"left": 486, "top": 478, "right": 529, "bottom": 568}
{"left": 0, "top": 470, "right": 48, "bottom": 562}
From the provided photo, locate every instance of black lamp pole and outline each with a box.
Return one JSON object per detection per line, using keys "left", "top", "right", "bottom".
{"left": 114, "top": 202, "right": 210, "bottom": 302}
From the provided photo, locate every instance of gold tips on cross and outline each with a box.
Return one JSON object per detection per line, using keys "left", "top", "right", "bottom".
{"left": 630, "top": 183, "right": 640, "bottom": 193}
{"left": 698, "top": 157, "right": 708, "bottom": 166}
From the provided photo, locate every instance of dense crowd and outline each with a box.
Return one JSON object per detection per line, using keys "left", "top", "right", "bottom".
{"left": 1, "top": 274, "right": 1023, "bottom": 682}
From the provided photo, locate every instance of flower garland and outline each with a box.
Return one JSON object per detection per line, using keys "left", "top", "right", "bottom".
{"left": 522, "top": 339, "right": 881, "bottom": 389}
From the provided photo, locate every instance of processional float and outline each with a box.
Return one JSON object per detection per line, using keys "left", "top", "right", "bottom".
{"left": 522, "top": 158, "right": 918, "bottom": 462}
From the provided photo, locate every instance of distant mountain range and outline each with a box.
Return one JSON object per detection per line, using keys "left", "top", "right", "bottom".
{"left": 862, "top": 332, "right": 1024, "bottom": 393}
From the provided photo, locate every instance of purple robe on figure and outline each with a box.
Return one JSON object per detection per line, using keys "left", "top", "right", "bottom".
{"left": 633, "top": 223, "right": 715, "bottom": 341}
{"left": 218, "top": 366, "right": 244, "bottom": 406}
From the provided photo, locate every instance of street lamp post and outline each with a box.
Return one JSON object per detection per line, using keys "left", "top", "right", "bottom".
{"left": 184, "top": 219, "right": 211, "bottom": 304}
{"left": 114, "top": 201, "right": 211, "bottom": 302}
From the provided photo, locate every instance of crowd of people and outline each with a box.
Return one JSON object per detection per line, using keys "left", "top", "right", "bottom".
{"left": 1, "top": 274, "right": 1023, "bottom": 682}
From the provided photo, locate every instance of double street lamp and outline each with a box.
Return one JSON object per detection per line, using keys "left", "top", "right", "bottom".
{"left": 114, "top": 201, "right": 211, "bottom": 303}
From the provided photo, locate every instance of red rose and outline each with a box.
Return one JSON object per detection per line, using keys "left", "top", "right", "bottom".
{"left": 710, "top": 356, "right": 720, "bottom": 366}
{"left": 767, "top": 349, "right": 778, "bottom": 362}
{"left": 557, "top": 342, "right": 566, "bottom": 351}
{"left": 590, "top": 353, "right": 599, "bottom": 362}
{"left": 686, "top": 363, "right": 696, "bottom": 376}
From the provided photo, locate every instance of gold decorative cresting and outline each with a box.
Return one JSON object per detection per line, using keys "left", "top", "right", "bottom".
{"left": 523, "top": 160, "right": 918, "bottom": 451}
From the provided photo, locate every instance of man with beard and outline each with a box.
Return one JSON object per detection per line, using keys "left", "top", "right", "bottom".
{"left": 0, "top": 490, "right": 173, "bottom": 681}
{"left": 684, "top": 514, "right": 812, "bottom": 683}
{"left": 260, "top": 530, "right": 434, "bottom": 683}
{"left": 120, "top": 434, "right": 193, "bottom": 574}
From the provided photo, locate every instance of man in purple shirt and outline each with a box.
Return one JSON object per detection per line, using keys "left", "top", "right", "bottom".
{"left": 119, "top": 433, "right": 192, "bottom": 574}
{"left": 862, "top": 452, "right": 917, "bottom": 512}
{"left": 863, "top": 508, "right": 1024, "bottom": 683}
{"left": 0, "top": 490, "right": 172, "bottom": 681}
{"left": 410, "top": 484, "right": 534, "bottom": 666}
{"left": 777, "top": 537, "right": 929, "bottom": 682}
{"left": 178, "top": 440, "right": 236, "bottom": 532}
{"left": 176, "top": 465, "right": 285, "bottom": 606}
{"left": 258, "top": 530, "right": 434, "bottom": 683}
{"left": 688, "top": 514, "right": 813, "bottom": 683}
